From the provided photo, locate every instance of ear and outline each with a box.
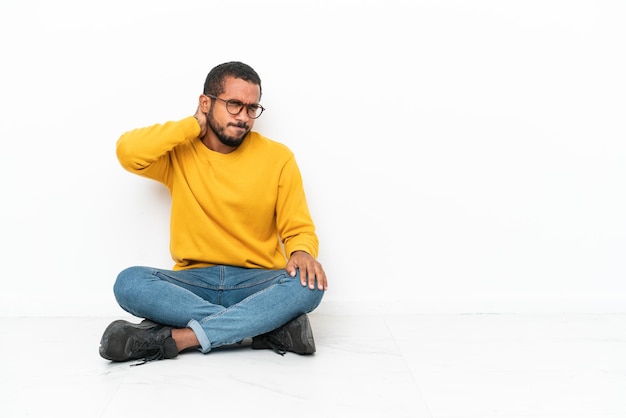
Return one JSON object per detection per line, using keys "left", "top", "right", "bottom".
{"left": 199, "top": 94, "right": 211, "bottom": 113}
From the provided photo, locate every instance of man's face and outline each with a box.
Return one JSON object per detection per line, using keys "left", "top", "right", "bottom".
{"left": 206, "top": 76, "right": 262, "bottom": 148}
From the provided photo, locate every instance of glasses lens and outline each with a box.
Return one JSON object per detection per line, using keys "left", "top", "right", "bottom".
{"left": 247, "top": 105, "right": 263, "bottom": 119}
{"left": 225, "top": 100, "right": 245, "bottom": 115}
{"left": 220, "top": 98, "right": 263, "bottom": 119}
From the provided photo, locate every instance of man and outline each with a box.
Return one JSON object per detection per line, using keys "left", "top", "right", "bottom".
{"left": 99, "top": 61, "right": 327, "bottom": 364}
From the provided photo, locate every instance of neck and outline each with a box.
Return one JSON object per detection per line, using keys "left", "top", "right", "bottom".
{"left": 201, "top": 134, "right": 238, "bottom": 154}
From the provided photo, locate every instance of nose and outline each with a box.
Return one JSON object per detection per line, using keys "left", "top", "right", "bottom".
{"left": 234, "top": 108, "right": 251, "bottom": 122}
{"left": 236, "top": 110, "right": 250, "bottom": 120}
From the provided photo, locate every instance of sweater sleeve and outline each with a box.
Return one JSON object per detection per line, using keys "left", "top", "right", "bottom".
{"left": 116, "top": 116, "right": 201, "bottom": 184}
{"left": 276, "top": 156, "right": 319, "bottom": 259}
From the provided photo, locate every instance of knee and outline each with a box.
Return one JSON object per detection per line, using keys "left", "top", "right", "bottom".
{"left": 113, "top": 266, "right": 151, "bottom": 305}
{"left": 297, "top": 282, "right": 325, "bottom": 313}
{"left": 309, "top": 287, "right": 325, "bottom": 311}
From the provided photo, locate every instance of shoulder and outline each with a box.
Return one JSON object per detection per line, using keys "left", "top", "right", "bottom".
{"left": 247, "top": 131, "right": 294, "bottom": 158}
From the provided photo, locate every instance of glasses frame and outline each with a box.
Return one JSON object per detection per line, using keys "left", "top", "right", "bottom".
{"left": 205, "top": 94, "right": 265, "bottom": 119}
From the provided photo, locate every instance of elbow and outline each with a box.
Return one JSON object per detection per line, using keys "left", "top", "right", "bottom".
{"left": 115, "top": 134, "right": 147, "bottom": 171}
{"left": 115, "top": 139, "right": 134, "bottom": 170}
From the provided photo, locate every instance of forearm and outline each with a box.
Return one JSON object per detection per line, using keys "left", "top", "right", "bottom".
{"left": 277, "top": 159, "right": 319, "bottom": 258}
{"left": 116, "top": 116, "right": 200, "bottom": 173}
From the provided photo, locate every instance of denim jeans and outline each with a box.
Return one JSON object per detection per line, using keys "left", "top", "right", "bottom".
{"left": 113, "top": 265, "right": 324, "bottom": 353}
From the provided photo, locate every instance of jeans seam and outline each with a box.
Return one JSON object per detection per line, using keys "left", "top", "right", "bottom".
{"left": 155, "top": 271, "right": 218, "bottom": 290}
{"left": 156, "top": 268, "right": 284, "bottom": 290}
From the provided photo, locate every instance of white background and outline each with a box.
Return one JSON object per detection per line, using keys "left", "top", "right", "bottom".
{"left": 0, "top": 0, "right": 624, "bottom": 316}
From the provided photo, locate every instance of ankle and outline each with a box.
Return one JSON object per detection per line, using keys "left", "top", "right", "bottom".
{"left": 171, "top": 328, "right": 200, "bottom": 352}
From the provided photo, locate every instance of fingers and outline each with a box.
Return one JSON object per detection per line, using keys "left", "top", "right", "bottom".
{"left": 194, "top": 96, "right": 209, "bottom": 137}
{"left": 286, "top": 252, "right": 328, "bottom": 291}
{"left": 286, "top": 264, "right": 297, "bottom": 277}
{"left": 298, "top": 262, "right": 328, "bottom": 291}
{"left": 317, "top": 268, "right": 328, "bottom": 291}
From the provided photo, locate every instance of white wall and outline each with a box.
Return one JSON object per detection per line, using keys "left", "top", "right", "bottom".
{"left": 1, "top": 0, "right": 624, "bottom": 316}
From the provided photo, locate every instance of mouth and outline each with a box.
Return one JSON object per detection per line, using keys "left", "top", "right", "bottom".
{"left": 229, "top": 122, "right": 249, "bottom": 130}
{"left": 229, "top": 125, "right": 249, "bottom": 138}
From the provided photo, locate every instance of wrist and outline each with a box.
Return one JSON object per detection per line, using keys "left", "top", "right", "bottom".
{"left": 192, "top": 115, "right": 204, "bottom": 137}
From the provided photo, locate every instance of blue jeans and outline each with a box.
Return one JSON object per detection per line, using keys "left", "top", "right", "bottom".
{"left": 113, "top": 265, "right": 324, "bottom": 353}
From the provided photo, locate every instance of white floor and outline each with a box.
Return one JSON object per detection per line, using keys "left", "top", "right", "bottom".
{"left": 1, "top": 313, "right": 625, "bottom": 418}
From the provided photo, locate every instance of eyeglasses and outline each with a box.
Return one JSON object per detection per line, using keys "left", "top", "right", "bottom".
{"left": 205, "top": 94, "right": 265, "bottom": 119}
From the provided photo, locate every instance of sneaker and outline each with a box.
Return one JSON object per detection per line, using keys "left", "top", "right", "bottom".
{"left": 99, "top": 319, "right": 178, "bottom": 364}
{"left": 251, "top": 314, "right": 316, "bottom": 355}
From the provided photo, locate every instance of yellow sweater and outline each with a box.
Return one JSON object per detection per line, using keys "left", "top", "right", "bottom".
{"left": 116, "top": 116, "right": 319, "bottom": 270}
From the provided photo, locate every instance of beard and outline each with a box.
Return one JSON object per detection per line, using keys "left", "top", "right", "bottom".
{"left": 206, "top": 109, "right": 250, "bottom": 148}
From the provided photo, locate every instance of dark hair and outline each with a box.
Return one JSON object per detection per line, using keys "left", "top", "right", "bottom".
{"left": 203, "top": 61, "right": 262, "bottom": 98}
